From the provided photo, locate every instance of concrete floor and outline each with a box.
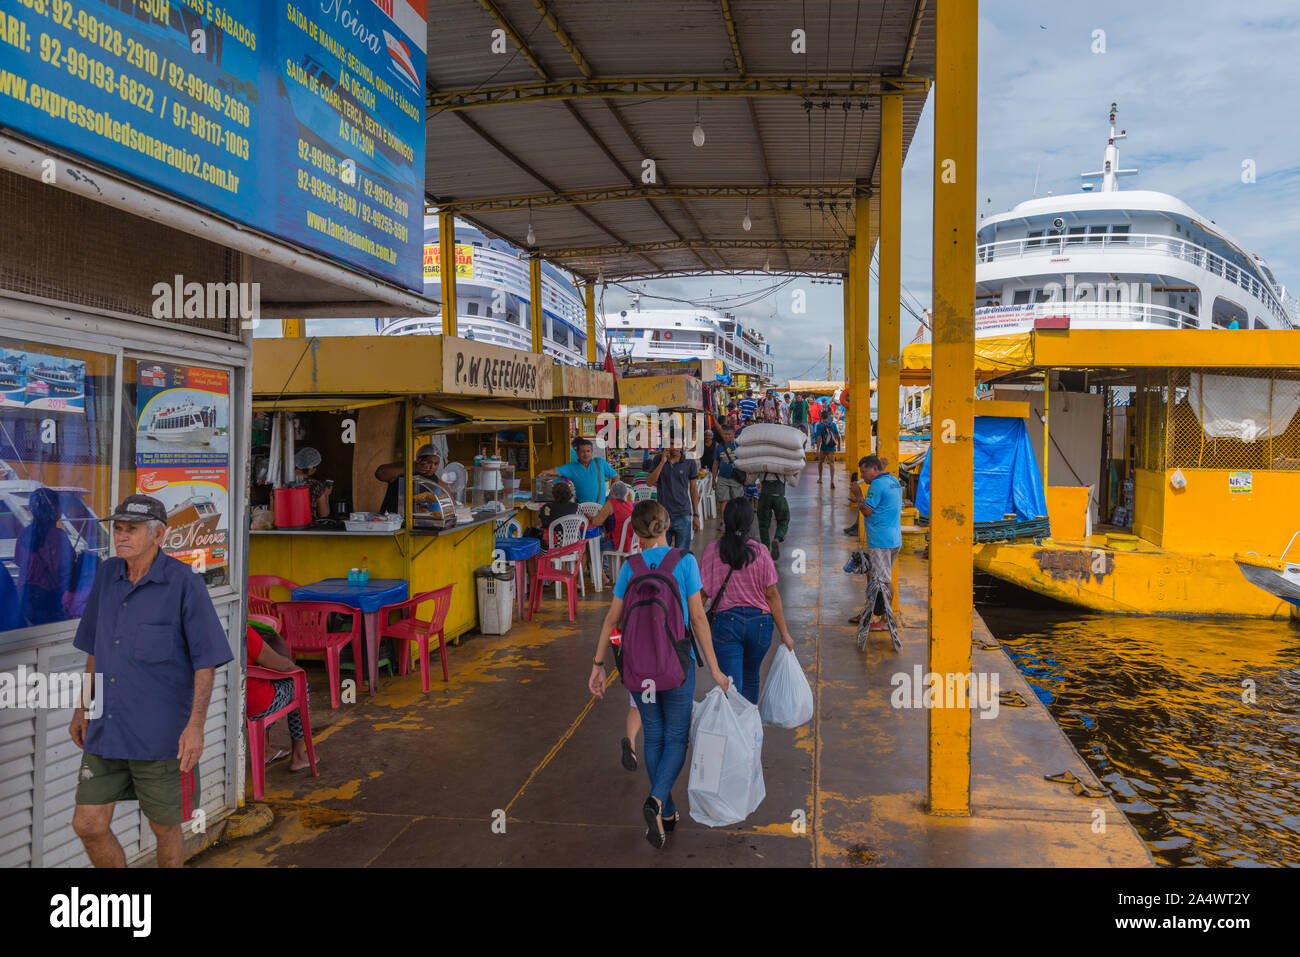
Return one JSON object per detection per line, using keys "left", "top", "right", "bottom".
{"left": 195, "top": 465, "right": 1153, "bottom": 867}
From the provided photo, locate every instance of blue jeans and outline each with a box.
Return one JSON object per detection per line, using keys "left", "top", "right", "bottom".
{"left": 711, "top": 606, "right": 773, "bottom": 704}
{"left": 667, "top": 513, "right": 693, "bottom": 553}
{"left": 633, "top": 663, "right": 696, "bottom": 819}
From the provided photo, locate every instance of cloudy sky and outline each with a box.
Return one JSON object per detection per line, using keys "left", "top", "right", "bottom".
{"left": 276, "top": 1, "right": 1300, "bottom": 385}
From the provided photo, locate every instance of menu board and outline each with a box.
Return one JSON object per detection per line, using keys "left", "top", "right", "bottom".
{"left": 0, "top": 347, "right": 86, "bottom": 412}
{"left": 135, "top": 362, "right": 230, "bottom": 578}
{"left": 0, "top": 0, "right": 426, "bottom": 290}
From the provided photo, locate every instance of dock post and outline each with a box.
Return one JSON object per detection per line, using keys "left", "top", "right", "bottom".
{"left": 529, "top": 254, "right": 544, "bottom": 354}
{"left": 844, "top": 249, "right": 856, "bottom": 471}
{"left": 585, "top": 281, "right": 597, "bottom": 365}
{"left": 927, "top": 0, "right": 978, "bottom": 817}
{"left": 852, "top": 189, "right": 873, "bottom": 469}
{"left": 879, "top": 94, "right": 903, "bottom": 478}
{"left": 439, "top": 210, "right": 458, "bottom": 338}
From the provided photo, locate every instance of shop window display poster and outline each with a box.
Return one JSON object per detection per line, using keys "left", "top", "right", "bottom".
{"left": 135, "top": 363, "right": 230, "bottom": 578}
{"left": 0, "top": 349, "right": 86, "bottom": 412}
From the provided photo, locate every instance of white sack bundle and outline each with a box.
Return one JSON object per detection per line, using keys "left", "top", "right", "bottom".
{"left": 736, "top": 423, "right": 807, "bottom": 453}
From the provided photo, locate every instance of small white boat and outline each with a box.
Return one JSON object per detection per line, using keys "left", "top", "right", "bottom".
{"left": 1236, "top": 532, "right": 1300, "bottom": 610}
{"left": 29, "top": 364, "right": 80, "bottom": 394}
{"left": 0, "top": 360, "right": 21, "bottom": 390}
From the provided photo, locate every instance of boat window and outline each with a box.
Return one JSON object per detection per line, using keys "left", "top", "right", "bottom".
{"left": 1066, "top": 227, "right": 1087, "bottom": 245}
{"left": 1012, "top": 289, "right": 1033, "bottom": 306}
{"left": 1110, "top": 225, "right": 1130, "bottom": 244}
{"left": 1087, "top": 226, "right": 1107, "bottom": 244}
{"left": 1025, "top": 230, "right": 1044, "bottom": 249}
{"left": 466, "top": 302, "right": 479, "bottom": 316}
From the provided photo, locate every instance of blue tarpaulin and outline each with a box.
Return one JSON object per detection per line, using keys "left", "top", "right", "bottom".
{"left": 916, "top": 417, "right": 1048, "bottom": 523}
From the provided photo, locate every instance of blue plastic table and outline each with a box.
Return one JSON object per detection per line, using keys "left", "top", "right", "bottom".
{"left": 292, "top": 578, "right": 409, "bottom": 695}
{"left": 496, "top": 537, "right": 541, "bottom": 617}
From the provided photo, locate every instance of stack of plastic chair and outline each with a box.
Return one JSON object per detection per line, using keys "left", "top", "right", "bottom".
{"left": 249, "top": 575, "right": 299, "bottom": 617}
{"left": 274, "top": 600, "right": 363, "bottom": 709}
{"left": 377, "top": 585, "right": 456, "bottom": 692}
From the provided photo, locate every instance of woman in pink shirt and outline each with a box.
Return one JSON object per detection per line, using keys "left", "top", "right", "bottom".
{"left": 699, "top": 498, "right": 796, "bottom": 703}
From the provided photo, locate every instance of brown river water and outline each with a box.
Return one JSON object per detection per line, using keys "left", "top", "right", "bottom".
{"left": 977, "top": 581, "right": 1300, "bottom": 867}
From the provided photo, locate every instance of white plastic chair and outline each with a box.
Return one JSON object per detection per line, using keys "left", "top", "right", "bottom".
{"left": 576, "top": 502, "right": 604, "bottom": 590}
{"left": 604, "top": 515, "right": 642, "bottom": 583}
{"left": 632, "top": 484, "right": 655, "bottom": 502}
{"left": 696, "top": 472, "right": 715, "bottom": 521}
{"left": 494, "top": 516, "right": 523, "bottom": 538}
{"left": 547, "top": 514, "right": 589, "bottom": 598}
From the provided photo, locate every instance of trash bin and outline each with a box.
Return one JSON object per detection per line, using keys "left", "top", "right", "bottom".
{"left": 475, "top": 566, "right": 515, "bottom": 635}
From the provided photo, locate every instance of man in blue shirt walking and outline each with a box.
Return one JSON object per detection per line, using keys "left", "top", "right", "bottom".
{"left": 848, "top": 456, "right": 903, "bottom": 630}
{"left": 69, "top": 494, "right": 232, "bottom": 867}
{"left": 539, "top": 438, "right": 618, "bottom": 505}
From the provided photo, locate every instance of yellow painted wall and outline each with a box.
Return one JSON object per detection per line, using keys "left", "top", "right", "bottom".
{"left": 1045, "top": 486, "right": 1089, "bottom": 541}
{"left": 1133, "top": 468, "right": 1166, "bottom": 547}
{"left": 1157, "top": 468, "right": 1300, "bottom": 556}
{"left": 249, "top": 525, "right": 496, "bottom": 643}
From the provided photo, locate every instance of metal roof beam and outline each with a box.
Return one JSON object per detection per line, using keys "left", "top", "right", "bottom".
{"left": 428, "top": 184, "right": 854, "bottom": 214}
{"left": 604, "top": 267, "right": 844, "bottom": 282}
{"left": 718, "top": 0, "right": 747, "bottom": 76}
{"left": 546, "top": 238, "right": 849, "bottom": 259}
{"left": 427, "top": 75, "right": 931, "bottom": 113}
{"left": 530, "top": 0, "right": 593, "bottom": 77}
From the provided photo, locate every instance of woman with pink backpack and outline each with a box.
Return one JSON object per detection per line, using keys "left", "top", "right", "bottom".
{"left": 588, "top": 500, "right": 730, "bottom": 849}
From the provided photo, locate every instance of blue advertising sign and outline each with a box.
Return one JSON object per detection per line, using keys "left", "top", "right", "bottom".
{"left": 0, "top": 0, "right": 426, "bottom": 290}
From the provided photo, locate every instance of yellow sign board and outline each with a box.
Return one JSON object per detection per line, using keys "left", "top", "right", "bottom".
{"left": 441, "top": 336, "right": 551, "bottom": 400}
{"left": 424, "top": 243, "right": 475, "bottom": 280}
{"left": 618, "top": 375, "right": 703, "bottom": 411}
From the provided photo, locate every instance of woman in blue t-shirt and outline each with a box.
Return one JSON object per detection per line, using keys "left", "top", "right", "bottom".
{"left": 589, "top": 501, "right": 729, "bottom": 849}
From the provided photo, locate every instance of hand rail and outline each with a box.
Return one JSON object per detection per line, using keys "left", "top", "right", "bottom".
{"left": 975, "top": 232, "right": 1290, "bottom": 326}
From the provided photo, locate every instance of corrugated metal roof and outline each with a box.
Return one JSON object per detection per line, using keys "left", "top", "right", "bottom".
{"left": 426, "top": 1, "right": 935, "bottom": 279}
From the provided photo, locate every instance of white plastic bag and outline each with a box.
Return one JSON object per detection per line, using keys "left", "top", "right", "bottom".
{"left": 688, "top": 684, "right": 765, "bottom": 827}
{"left": 758, "top": 646, "right": 814, "bottom": 728}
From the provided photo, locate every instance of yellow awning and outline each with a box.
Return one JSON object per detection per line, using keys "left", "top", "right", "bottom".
{"left": 901, "top": 333, "right": 1035, "bottom": 385}
{"left": 253, "top": 396, "right": 401, "bottom": 413}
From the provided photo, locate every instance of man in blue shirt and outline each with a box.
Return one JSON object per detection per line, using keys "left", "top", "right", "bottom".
{"left": 539, "top": 438, "right": 618, "bottom": 505}
{"left": 848, "top": 456, "right": 903, "bottom": 630}
{"left": 814, "top": 416, "right": 842, "bottom": 487}
{"left": 737, "top": 394, "right": 758, "bottom": 423}
{"left": 710, "top": 422, "right": 745, "bottom": 522}
{"left": 645, "top": 442, "right": 701, "bottom": 552}
{"left": 69, "top": 494, "right": 232, "bottom": 867}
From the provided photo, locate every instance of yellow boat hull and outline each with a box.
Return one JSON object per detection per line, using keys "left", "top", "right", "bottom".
{"left": 974, "top": 537, "right": 1294, "bottom": 618}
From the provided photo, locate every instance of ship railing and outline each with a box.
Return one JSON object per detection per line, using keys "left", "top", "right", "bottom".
{"left": 975, "top": 232, "right": 1289, "bottom": 326}
{"left": 913, "top": 301, "right": 1211, "bottom": 344}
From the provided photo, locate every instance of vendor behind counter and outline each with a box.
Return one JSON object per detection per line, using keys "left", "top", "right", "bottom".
{"left": 374, "top": 444, "right": 451, "bottom": 513}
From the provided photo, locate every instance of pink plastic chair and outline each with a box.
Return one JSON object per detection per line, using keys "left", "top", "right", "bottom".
{"left": 249, "top": 575, "right": 299, "bottom": 617}
{"left": 528, "top": 539, "right": 586, "bottom": 622}
{"left": 377, "top": 585, "right": 456, "bottom": 692}
{"left": 274, "top": 601, "right": 363, "bottom": 709}
{"left": 246, "top": 664, "right": 318, "bottom": 800}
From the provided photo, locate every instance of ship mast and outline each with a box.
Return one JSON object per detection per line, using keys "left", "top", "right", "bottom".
{"left": 1081, "top": 102, "right": 1138, "bottom": 192}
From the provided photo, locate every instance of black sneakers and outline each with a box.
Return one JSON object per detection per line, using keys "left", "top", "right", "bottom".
{"left": 770, "top": 538, "right": 781, "bottom": 560}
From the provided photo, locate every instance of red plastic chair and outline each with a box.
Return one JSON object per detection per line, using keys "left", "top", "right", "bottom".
{"left": 528, "top": 539, "right": 586, "bottom": 622}
{"left": 245, "top": 664, "right": 318, "bottom": 800}
{"left": 377, "top": 585, "right": 456, "bottom": 692}
{"left": 249, "top": 575, "right": 299, "bottom": 617}
{"left": 274, "top": 601, "right": 363, "bottom": 709}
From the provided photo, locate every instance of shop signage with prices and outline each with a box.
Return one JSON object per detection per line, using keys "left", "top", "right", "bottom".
{"left": 0, "top": 0, "right": 427, "bottom": 290}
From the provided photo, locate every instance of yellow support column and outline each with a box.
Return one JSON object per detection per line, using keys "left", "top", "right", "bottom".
{"left": 879, "top": 94, "right": 903, "bottom": 477}
{"left": 282, "top": 319, "right": 304, "bottom": 338}
{"left": 844, "top": 251, "right": 855, "bottom": 473}
{"left": 439, "top": 211, "right": 458, "bottom": 338}
{"left": 585, "top": 281, "right": 597, "bottom": 364}
{"left": 529, "top": 255, "right": 544, "bottom": 354}
{"left": 928, "top": 0, "right": 978, "bottom": 817}
{"left": 852, "top": 191, "right": 873, "bottom": 470}
{"left": 1042, "top": 371, "right": 1051, "bottom": 487}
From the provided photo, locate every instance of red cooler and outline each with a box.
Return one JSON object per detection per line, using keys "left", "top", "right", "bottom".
{"left": 273, "top": 486, "right": 312, "bottom": 528}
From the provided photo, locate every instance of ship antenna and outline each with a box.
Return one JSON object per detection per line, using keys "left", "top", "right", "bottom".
{"left": 1081, "top": 102, "right": 1138, "bottom": 192}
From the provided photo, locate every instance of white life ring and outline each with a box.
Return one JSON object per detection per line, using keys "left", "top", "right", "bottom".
{"left": 664, "top": 330, "right": 674, "bottom": 340}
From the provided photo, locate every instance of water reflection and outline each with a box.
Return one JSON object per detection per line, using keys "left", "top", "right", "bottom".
{"left": 979, "top": 592, "right": 1300, "bottom": 867}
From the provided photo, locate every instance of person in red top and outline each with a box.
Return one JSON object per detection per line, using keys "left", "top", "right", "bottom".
{"left": 808, "top": 399, "right": 822, "bottom": 424}
{"left": 593, "top": 481, "right": 636, "bottom": 554}
{"left": 246, "top": 624, "right": 313, "bottom": 772}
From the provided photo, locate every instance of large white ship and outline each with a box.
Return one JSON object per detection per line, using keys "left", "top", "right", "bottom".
{"left": 605, "top": 294, "right": 776, "bottom": 385}
{"left": 377, "top": 220, "right": 598, "bottom": 366}
{"left": 915, "top": 104, "right": 1295, "bottom": 344}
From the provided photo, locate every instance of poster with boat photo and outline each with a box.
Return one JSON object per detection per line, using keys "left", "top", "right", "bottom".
{"left": 136, "top": 363, "right": 230, "bottom": 463}
{"left": 1, "top": 349, "right": 85, "bottom": 412}
{"left": 136, "top": 466, "right": 229, "bottom": 580}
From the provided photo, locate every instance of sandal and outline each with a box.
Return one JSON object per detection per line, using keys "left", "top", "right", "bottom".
{"left": 265, "top": 749, "right": 290, "bottom": 767}
{"left": 620, "top": 737, "right": 638, "bottom": 772}
{"left": 662, "top": 812, "right": 678, "bottom": 832}
{"left": 642, "top": 796, "right": 666, "bottom": 849}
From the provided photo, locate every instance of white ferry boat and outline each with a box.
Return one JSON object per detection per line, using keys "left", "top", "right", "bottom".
{"left": 0, "top": 359, "right": 21, "bottom": 390}
{"left": 964, "top": 104, "right": 1294, "bottom": 336}
{"left": 145, "top": 403, "right": 216, "bottom": 444}
{"left": 28, "top": 364, "right": 80, "bottom": 394}
{"left": 377, "top": 220, "right": 598, "bottom": 366}
{"left": 605, "top": 294, "right": 776, "bottom": 385}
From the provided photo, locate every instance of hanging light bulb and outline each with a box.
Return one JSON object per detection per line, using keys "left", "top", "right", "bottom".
{"left": 692, "top": 99, "right": 705, "bottom": 148}
{"left": 526, "top": 222, "right": 536, "bottom": 246}
{"left": 742, "top": 204, "right": 752, "bottom": 231}
{"left": 764, "top": 255, "right": 771, "bottom": 273}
